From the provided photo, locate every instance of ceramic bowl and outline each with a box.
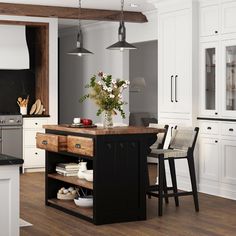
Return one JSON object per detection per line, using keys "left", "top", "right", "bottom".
{"left": 74, "top": 196, "right": 93, "bottom": 207}
{"left": 83, "top": 170, "right": 93, "bottom": 182}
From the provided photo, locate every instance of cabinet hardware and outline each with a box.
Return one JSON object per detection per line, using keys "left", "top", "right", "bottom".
{"left": 215, "top": 140, "right": 218, "bottom": 143}
{"left": 75, "top": 144, "right": 81, "bottom": 149}
{"left": 207, "top": 127, "right": 212, "bottom": 130}
{"left": 215, "top": 112, "right": 218, "bottom": 115}
{"left": 171, "top": 75, "right": 174, "bottom": 102}
{"left": 42, "top": 140, "right": 47, "bottom": 145}
{"left": 35, "top": 123, "right": 38, "bottom": 125}
{"left": 35, "top": 152, "right": 38, "bottom": 155}
{"left": 175, "top": 75, "right": 178, "bottom": 102}
{"left": 215, "top": 30, "right": 218, "bottom": 34}
{"left": 229, "top": 128, "right": 234, "bottom": 131}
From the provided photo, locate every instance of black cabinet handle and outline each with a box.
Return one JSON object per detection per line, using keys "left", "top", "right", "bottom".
{"left": 35, "top": 123, "right": 38, "bottom": 125}
{"left": 215, "top": 112, "right": 218, "bottom": 115}
{"left": 35, "top": 152, "right": 38, "bottom": 155}
{"left": 229, "top": 128, "right": 234, "bottom": 132}
{"left": 215, "top": 30, "right": 218, "bottom": 34}
{"left": 171, "top": 75, "right": 174, "bottom": 102}
{"left": 215, "top": 140, "right": 218, "bottom": 143}
{"left": 175, "top": 75, "right": 178, "bottom": 102}
{"left": 75, "top": 144, "right": 81, "bottom": 149}
{"left": 42, "top": 140, "right": 48, "bottom": 145}
{"left": 207, "top": 127, "right": 212, "bottom": 130}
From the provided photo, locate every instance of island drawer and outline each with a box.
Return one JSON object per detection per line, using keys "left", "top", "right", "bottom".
{"left": 199, "top": 122, "right": 219, "bottom": 135}
{"left": 36, "top": 133, "right": 67, "bottom": 152}
{"left": 67, "top": 136, "right": 94, "bottom": 157}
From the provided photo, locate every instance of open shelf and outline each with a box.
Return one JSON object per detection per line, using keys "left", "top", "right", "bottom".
{"left": 48, "top": 198, "right": 93, "bottom": 220}
{"left": 48, "top": 173, "right": 93, "bottom": 190}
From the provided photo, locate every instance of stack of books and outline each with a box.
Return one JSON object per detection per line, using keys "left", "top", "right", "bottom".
{"left": 56, "top": 163, "right": 79, "bottom": 176}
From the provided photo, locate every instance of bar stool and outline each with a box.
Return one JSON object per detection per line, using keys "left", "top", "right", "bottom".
{"left": 147, "top": 127, "right": 199, "bottom": 216}
{"left": 146, "top": 124, "right": 169, "bottom": 202}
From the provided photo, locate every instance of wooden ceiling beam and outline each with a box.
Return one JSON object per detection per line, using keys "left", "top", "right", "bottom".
{"left": 0, "top": 3, "right": 148, "bottom": 23}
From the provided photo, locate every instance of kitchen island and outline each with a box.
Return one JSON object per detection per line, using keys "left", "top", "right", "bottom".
{"left": 0, "top": 154, "right": 23, "bottom": 236}
{"left": 37, "top": 125, "right": 164, "bottom": 225}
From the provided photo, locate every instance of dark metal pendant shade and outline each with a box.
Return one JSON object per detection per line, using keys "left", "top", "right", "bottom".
{"left": 68, "top": 47, "right": 94, "bottom": 56}
{"left": 107, "top": 40, "right": 137, "bottom": 50}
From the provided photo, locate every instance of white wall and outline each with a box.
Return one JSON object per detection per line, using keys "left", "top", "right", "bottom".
{"left": 59, "top": 10, "right": 158, "bottom": 124}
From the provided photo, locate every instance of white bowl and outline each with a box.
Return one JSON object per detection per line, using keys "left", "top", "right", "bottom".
{"left": 74, "top": 196, "right": 93, "bottom": 207}
{"left": 83, "top": 170, "right": 93, "bottom": 182}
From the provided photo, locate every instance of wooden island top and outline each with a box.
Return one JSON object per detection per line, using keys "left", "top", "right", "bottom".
{"left": 43, "top": 125, "right": 165, "bottom": 136}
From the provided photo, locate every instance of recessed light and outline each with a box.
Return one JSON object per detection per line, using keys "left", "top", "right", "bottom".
{"left": 130, "top": 3, "right": 139, "bottom": 8}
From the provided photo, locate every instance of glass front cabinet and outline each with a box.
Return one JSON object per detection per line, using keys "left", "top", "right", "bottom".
{"left": 199, "top": 42, "right": 219, "bottom": 117}
{"left": 222, "top": 39, "right": 236, "bottom": 117}
{"left": 200, "top": 39, "right": 236, "bottom": 118}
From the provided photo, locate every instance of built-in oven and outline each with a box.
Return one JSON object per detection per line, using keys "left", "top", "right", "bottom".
{"left": 0, "top": 114, "right": 23, "bottom": 160}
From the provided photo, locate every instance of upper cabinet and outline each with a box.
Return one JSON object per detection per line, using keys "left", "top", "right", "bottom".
{"left": 200, "top": 1, "right": 236, "bottom": 37}
{"left": 158, "top": 8, "right": 191, "bottom": 116}
{"left": 200, "top": 5, "right": 219, "bottom": 37}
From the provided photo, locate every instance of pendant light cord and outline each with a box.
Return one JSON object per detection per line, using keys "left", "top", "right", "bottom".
{"left": 121, "top": 0, "right": 124, "bottom": 23}
{"left": 78, "top": 0, "right": 81, "bottom": 31}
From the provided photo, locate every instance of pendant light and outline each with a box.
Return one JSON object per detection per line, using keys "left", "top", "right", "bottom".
{"left": 107, "top": 0, "right": 137, "bottom": 51}
{"left": 68, "top": 0, "right": 93, "bottom": 56}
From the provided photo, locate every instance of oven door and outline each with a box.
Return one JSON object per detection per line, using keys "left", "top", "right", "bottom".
{"left": 1, "top": 126, "right": 22, "bottom": 159}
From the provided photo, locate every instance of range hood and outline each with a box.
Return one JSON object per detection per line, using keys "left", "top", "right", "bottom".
{"left": 0, "top": 25, "right": 29, "bottom": 70}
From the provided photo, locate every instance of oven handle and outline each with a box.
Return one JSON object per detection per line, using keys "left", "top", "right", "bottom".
{"left": 1, "top": 126, "right": 22, "bottom": 130}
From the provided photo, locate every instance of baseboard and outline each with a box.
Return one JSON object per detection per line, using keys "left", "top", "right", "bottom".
{"left": 24, "top": 167, "right": 45, "bottom": 173}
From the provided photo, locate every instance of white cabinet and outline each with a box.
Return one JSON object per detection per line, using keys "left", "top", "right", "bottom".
{"left": 158, "top": 8, "right": 191, "bottom": 116}
{"left": 200, "top": 5, "right": 219, "bottom": 37}
{"left": 199, "top": 137, "right": 220, "bottom": 181}
{"left": 222, "top": 1, "right": 236, "bottom": 34}
{"left": 198, "top": 120, "right": 236, "bottom": 199}
{"left": 23, "top": 118, "right": 48, "bottom": 170}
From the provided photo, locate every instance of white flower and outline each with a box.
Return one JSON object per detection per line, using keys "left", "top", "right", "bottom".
{"left": 109, "top": 94, "right": 115, "bottom": 98}
{"left": 97, "top": 81, "right": 102, "bottom": 85}
{"left": 123, "top": 84, "right": 128, "bottom": 89}
{"left": 113, "top": 84, "right": 118, "bottom": 89}
{"left": 103, "top": 86, "right": 107, "bottom": 91}
{"left": 125, "top": 80, "right": 130, "bottom": 85}
{"left": 118, "top": 94, "right": 123, "bottom": 99}
{"left": 107, "top": 88, "right": 112, "bottom": 92}
{"left": 103, "top": 73, "right": 107, "bottom": 79}
{"left": 111, "top": 80, "right": 116, "bottom": 84}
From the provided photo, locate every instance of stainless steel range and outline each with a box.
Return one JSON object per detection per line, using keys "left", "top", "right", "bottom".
{"left": 0, "top": 114, "right": 23, "bottom": 159}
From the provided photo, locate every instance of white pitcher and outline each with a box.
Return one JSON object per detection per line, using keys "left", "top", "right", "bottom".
{"left": 77, "top": 162, "right": 87, "bottom": 179}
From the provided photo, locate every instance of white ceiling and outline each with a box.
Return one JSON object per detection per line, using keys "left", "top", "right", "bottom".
{"left": 0, "top": 0, "right": 156, "bottom": 29}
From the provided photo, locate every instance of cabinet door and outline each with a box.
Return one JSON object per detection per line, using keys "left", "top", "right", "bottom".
{"left": 200, "top": 5, "right": 219, "bottom": 37}
{"left": 199, "top": 41, "right": 219, "bottom": 117}
{"left": 221, "top": 39, "right": 236, "bottom": 117}
{"left": 174, "top": 9, "right": 191, "bottom": 113}
{"left": 158, "top": 12, "right": 176, "bottom": 113}
{"left": 221, "top": 139, "right": 236, "bottom": 185}
{"left": 199, "top": 137, "right": 220, "bottom": 181}
{"left": 222, "top": 2, "right": 236, "bottom": 34}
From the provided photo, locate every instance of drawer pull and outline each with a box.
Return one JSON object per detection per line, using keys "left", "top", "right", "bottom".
{"left": 35, "top": 123, "right": 38, "bottom": 125}
{"left": 229, "top": 128, "right": 234, "bottom": 132}
{"left": 35, "top": 152, "right": 38, "bottom": 155}
{"left": 207, "top": 127, "right": 212, "bottom": 130}
{"left": 75, "top": 144, "right": 81, "bottom": 149}
{"left": 215, "top": 112, "right": 218, "bottom": 115}
{"left": 215, "top": 140, "right": 218, "bottom": 143}
{"left": 42, "top": 140, "right": 48, "bottom": 145}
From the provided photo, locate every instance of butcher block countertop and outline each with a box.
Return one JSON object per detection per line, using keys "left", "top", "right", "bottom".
{"left": 43, "top": 125, "right": 165, "bottom": 135}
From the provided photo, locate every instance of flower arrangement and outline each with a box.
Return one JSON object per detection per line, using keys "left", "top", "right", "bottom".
{"left": 80, "top": 72, "right": 130, "bottom": 120}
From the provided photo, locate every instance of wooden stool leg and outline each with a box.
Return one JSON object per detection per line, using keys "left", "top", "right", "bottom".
{"left": 168, "top": 159, "right": 179, "bottom": 207}
{"left": 158, "top": 156, "right": 164, "bottom": 216}
{"left": 163, "top": 162, "right": 169, "bottom": 204}
{"left": 187, "top": 156, "right": 199, "bottom": 212}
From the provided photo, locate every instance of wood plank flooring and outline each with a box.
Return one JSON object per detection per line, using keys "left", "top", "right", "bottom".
{"left": 20, "top": 165, "right": 236, "bottom": 236}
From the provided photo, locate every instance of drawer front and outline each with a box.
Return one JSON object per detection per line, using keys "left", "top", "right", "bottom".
{"left": 36, "top": 133, "right": 67, "bottom": 152}
{"left": 24, "top": 147, "right": 45, "bottom": 168}
{"left": 221, "top": 123, "right": 236, "bottom": 136}
{"left": 24, "top": 130, "right": 44, "bottom": 146}
{"left": 199, "top": 122, "right": 219, "bottom": 135}
{"left": 23, "top": 119, "right": 48, "bottom": 129}
{"left": 67, "top": 136, "right": 93, "bottom": 157}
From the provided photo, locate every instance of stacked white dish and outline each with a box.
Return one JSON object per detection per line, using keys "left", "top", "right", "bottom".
{"left": 74, "top": 196, "right": 93, "bottom": 207}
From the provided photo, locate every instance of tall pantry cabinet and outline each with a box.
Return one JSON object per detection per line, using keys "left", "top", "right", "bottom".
{"left": 198, "top": 0, "right": 236, "bottom": 199}
{"left": 157, "top": 0, "right": 198, "bottom": 190}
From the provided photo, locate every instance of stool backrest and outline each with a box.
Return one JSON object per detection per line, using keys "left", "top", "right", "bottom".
{"left": 170, "top": 127, "right": 199, "bottom": 152}
{"left": 148, "top": 124, "right": 169, "bottom": 149}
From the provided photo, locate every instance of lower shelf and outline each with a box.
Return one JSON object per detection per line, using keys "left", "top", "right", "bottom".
{"left": 48, "top": 198, "right": 93, "bottom": 220}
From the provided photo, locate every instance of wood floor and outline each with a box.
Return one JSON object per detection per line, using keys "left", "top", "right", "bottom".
{"left": 20, "top": 165, "right": 236, "bottom": 236}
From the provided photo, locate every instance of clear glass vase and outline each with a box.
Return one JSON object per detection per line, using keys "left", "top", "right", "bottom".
{"left": 103, "top": 110, "right": 113, "bottom": 128}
